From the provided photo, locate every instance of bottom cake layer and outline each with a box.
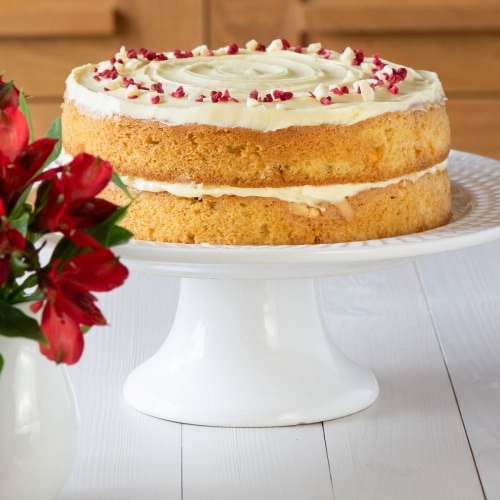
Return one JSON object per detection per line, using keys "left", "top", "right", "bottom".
{"left": 102, "top": 168, "right": 451, "bottom": 245}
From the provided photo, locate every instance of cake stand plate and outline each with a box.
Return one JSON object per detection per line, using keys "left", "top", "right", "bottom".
{"left": 117, "top": 151, "right": 500, "bottom": 427}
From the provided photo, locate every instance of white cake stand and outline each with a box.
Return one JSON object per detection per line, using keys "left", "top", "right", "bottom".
{"left": 117, "top": 151, "right": 500, "bottom": 427}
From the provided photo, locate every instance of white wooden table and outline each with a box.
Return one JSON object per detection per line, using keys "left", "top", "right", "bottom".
{"left": 59, "top": 238, "right": 500, "bottom": 500}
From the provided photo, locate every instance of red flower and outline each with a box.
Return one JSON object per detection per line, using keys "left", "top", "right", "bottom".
{"left": 33, "top": 248, "right": 129, "bottom": 364}
{"left": 0, "top": 107, "right": 29, "bottom": 163}
{"left": 0, "top": 77, "right": 20, "bottom": 110}
{"left": 0, "top": 137, "right": 57, "bottom": 215}
{"left": 31, "top": 153, "right": 119, "bottom": 248}
{"left": 63, "top": 151, "right": 114, "bottom": 200}
{"left": 0, "top": 199, "right": 26, "bottom": 287}
{"left": 0, "top": 76, "right": 131, "bottom": 371}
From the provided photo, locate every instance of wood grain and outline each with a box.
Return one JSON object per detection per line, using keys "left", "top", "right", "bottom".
{"left": 447, "top": 97, "right": 500, "bottom": 160}
{"left": 301, "top": 0, "right": 500, "bottom": 33}
{"left": 61, "top": 271, "right": 182, "bottom": 499}
{"left": 57, "top": 239, "right": 500, "bottom": 498}
{"left": 182, "top": 425, "right": 334, "bottom": 500}
{"left": 417, "top": 241, "right": 500, "bottom": 499}
{"left": 209, "top": 0, "right": 302, "bottom": 47}
{"left": 0, "top": 0, "right": 116, "bottom": 37}
{"left": 316, "top": 267, "right": 484, "bottom": 498}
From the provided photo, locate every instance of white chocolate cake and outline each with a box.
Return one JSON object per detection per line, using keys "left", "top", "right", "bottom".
{"left": 61, "top": 39, "right": 451, "bottom": 245}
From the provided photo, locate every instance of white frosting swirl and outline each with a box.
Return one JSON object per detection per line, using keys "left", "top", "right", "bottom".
{"left": 65, "top": 40, "right": 446, "bottom": 131}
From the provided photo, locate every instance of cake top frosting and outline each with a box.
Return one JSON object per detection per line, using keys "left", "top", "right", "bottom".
{"left": 65, "top": 38, "right": 446, "bottom": 131}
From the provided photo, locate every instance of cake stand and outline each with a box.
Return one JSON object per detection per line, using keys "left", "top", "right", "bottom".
{"left": 117, "top": 151, "right": 500, "bottom": 427}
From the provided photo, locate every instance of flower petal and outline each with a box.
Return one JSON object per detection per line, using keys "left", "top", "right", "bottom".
{"left": 58, "top": 285, "right": 107, "bottom": 326}
{"left": 17, "top": 137, "right": 58, "bottom": 180}
{"left": 62, "top": 248, "right": 129, "bottom": 292}
{"left": 67, "top": 153, "right": 113, "bottom": 200}
{"left": 30, "top": 177, "right": 67, "bottom": 233}
{"left": 0, "top": 107, "right": 29, "bottom": 162}
{"left": 0, "top": 260, "right": 9, "bottom": 287}
{"left": 0, "top": 78, "right": 20, "bottom": 110}
{"left": 39, "top": 302, "right": 84, "bottom": 364}
{"left": 68, "top": 197, "right": 119, "bottom": 229}
{"left": 62, "top": 228, "right": 102, "bottom": 250}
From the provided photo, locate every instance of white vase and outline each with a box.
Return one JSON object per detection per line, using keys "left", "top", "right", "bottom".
{"left": 0, "top": 307, "right": 79, "bottom": 500}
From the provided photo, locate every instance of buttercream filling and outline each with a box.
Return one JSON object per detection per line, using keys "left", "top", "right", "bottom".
{"left": 120, "top": 160, "right": 448, "bottom": 210}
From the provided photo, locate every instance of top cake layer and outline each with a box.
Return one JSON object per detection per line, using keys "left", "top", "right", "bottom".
{"left": 65, "top": 39, "right": 446, "bottom": 132}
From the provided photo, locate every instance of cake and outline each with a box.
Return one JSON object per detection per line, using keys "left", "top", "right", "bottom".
{"left": 61, "top": 39, "right": 451, "bottom": 245}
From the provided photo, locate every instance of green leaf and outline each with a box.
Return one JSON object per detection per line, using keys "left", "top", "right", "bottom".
{"left": 42, "top": 117, "right": 62, "bottom": 168}
{"left": 105, "top": 225, "right": 134, "bottom": 247}
{"left": 8, "top": 205, "right": 30, "bottom": 235}
{"left": 0, "top": 300, "right": 47, "bottom": 344}
{"left": 111, "top": 171, "right": 134, "bottom": 200}
{"left": 19, "top": 90, "right": 34, "bottom": 144}
{"left": 45, "top": 115, "right": 61, "bottom": 141}
{"left": 8, "top": 183, "right": 36, "bottom": 233}
{"left": 85, "top": 204, "right": 132, "bottom": 248}
{"left": 48, "top": 236, "right": 82, "bottom": 267}
{"left": 0, "top": 353, "right": 4, "bottom": 375}
{"left": 8, "top": 250, "right": 29, "bottom": 277}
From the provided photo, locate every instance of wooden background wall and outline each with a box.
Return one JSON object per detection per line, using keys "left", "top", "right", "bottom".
{"left": 1, "top": 0, "right": 499, "bottom": 159}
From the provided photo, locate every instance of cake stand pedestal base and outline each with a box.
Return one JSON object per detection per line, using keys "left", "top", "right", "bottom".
{"left": 124, "top": 277, "right": 379, "bottom": 427}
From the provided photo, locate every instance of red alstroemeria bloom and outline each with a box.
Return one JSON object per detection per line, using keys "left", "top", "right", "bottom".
{"left": 65, "top": 152, "right": 114, "bottom": 200}
{"left": 0, "top": 199, "right": 26, "bottom": 286}
{"left": 31, "top": 153, "right": 119, "bottom": 248}
{"left": 0, "top": 77, "right": 20, "bottom": 110}
{"left": 0, "top": 77, "right": 57, "bottom": 215}
{"left": 0, "top": 137, "right": 57, "bottom": 215}
{"left": 0, "top": 107, "right": 29, "bottom": 163}
{"left": 33, "top": 248, "right": 129, "bottom": 364}
{"left": 0, "top": 78, "right": 26, "bottom": 162}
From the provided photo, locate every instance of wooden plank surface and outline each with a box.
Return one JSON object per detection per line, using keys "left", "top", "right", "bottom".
{"left": 182, "top": 424, "right": 334, "bottom": 500}
{"left": 317, "top": 267, "right": 483, "bottom": 499}
{"left": 447, "top": 97, "right": 500, "bottom": 160}
{"left": 209, "top": 0, "right": 302, "bottom": 47}
{"left": 301, "top": 0, "right": 500, "bottom": 33}
{"left": 58, "top": 240, "right": 500, "bottom": 498}
{"left": 59, "top": 272, "right": 182, "bottom": 499}
{"left": 0, "top": 1, "right": 116, "bottom": 38}
{"left": 417, "top": 241, "right": 500, "bottom": 499}
{"left": 0, "top": 0, "right": 205, "bottom": 98}
{"left": 0, "top": 0, "right": 205, "bottom": 139}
